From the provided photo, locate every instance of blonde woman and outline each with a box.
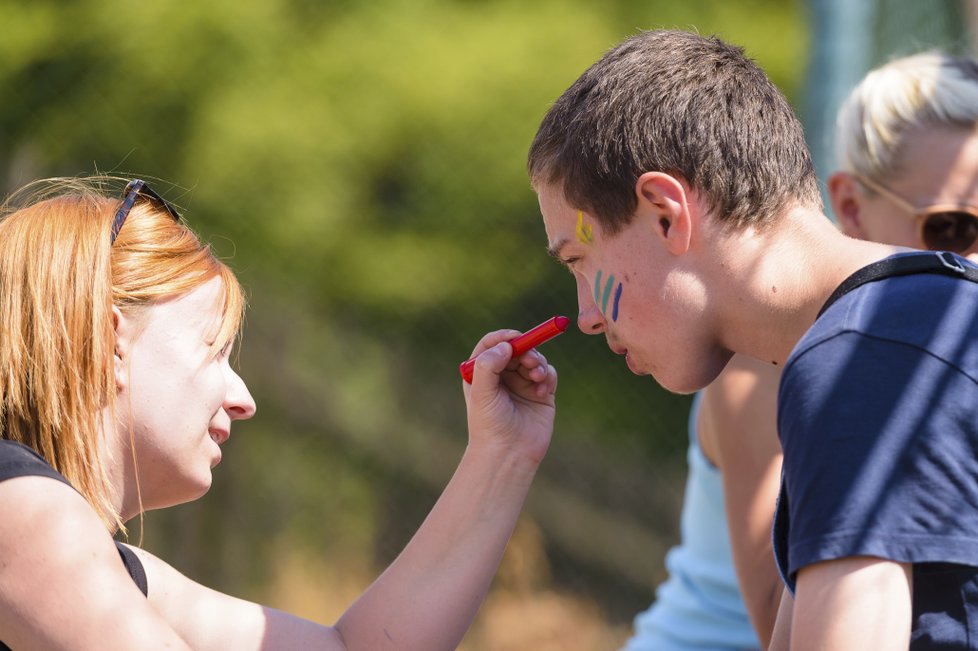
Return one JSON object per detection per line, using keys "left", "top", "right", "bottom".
{"left": 828, "top": 51, "right": 978, "bottom": 254}
{"left": 0, "top": 177, "right": 558, "bottom": 650}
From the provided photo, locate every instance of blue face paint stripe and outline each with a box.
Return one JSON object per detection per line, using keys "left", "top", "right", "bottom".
{"left": 611, "top": 282, "right": 622, "bottom": 322}
{"left": 594, "top": 270, "right": 603, "bottom": 305}
{"left": 601, "top": 274, "right": 616, "bottom": 313}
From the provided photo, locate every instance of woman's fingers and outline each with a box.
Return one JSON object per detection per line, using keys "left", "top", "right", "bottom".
{"left": 468, "top": 329, "right": 522, "bottom": 359}
{"left": 466, "top": 331, "right": 558, "bottom": 401}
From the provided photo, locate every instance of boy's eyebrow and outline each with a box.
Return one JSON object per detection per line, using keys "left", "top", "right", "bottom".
{"left": 547, "top": 238, "right": 571, "bottom": 262}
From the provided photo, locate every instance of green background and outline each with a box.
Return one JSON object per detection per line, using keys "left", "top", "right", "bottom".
{"left": 1, "top": 1, "right": 809, "bottom": 647}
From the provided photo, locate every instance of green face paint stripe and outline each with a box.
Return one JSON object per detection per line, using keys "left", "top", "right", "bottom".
{"left": 601, "top": 274, "right": 616, "bottom": 313}
{"left": 594, "top": 270, "right": 603, "bottom": 305}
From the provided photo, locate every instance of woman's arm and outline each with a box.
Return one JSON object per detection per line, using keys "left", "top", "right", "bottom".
{"left": 0, "top": 476, "right": 192, "bottom": 650}
{"left": 698, "top": 355, "right": 784, "bottom": 647}
{"left": 334, "top": 329, "right": 555, "bottom": 648}
{"left": 134, "top": 328, "right": 557, "bottom": 650}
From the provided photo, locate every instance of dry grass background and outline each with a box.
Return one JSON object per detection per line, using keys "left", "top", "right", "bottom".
{"left": 264, "top": 517, "right": 633, "bottom": 650}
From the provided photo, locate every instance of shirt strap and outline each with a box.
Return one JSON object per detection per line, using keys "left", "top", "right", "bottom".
{"left": 817, "top": 251, "right": 978, "bottom": 319}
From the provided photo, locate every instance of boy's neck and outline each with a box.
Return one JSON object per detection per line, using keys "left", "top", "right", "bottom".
{"left": 706, "top": 206, "right": 905, "bottom": 366}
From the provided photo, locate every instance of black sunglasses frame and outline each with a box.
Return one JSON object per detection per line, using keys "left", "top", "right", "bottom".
{"left": 110, "top": 179, "right": 182, "bottom": 244}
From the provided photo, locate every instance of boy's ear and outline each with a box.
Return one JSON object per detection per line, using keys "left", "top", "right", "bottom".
{"left": 635, "top": 171, "right": 693, "bottom": 254}
{"left": 827, "top": 171, "right": 867, "bottom": 239}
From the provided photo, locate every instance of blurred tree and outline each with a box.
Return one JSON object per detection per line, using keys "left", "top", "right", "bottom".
{"left": 0, "top": 0, "right": 808, "bottom": 641}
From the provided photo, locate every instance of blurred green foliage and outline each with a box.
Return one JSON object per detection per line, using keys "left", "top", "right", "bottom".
{"left": 0, "top": 0, "right": 808, "bottom": 630}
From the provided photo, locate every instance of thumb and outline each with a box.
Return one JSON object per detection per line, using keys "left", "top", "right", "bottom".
{"left": 470, "top": 341, "right": 512, "bottom": 389}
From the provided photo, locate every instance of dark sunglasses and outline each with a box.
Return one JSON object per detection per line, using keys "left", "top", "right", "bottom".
{"left": 110, "top": 179, "right": 182, "bottom": 244}
{"left": 855, "top": 173, "right": 978, "bottom": 253}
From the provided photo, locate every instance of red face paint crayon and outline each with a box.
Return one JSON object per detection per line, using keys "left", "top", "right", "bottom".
{"left": 460, "top": 315, "right": 570, "bottom": 383}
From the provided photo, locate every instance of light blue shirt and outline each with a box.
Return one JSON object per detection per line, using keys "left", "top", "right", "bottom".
{"left": 622, "top": 393, "right": 761, "bottom": 651}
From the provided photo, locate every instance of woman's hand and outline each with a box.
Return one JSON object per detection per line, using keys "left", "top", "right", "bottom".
{"left": 461, "top": 329, "right": 558, "bottom": 465}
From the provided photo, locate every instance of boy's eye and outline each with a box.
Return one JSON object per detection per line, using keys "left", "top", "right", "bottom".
{"left": 560, "top": 258, "right": 584, "bottom": 277}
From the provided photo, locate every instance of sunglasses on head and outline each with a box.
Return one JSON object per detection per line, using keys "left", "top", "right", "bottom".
{"left": 854, "top": 173, "right": 978, "bottom": 254}
{"left": 110, "top": 179, "right": 182, "bottom": 244}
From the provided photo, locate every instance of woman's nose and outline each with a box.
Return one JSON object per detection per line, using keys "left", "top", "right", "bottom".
{"left": 225, "top": 370, "right": 257, "bottom": 420}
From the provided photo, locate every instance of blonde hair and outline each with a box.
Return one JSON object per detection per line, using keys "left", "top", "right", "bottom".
{"left": 835, "top": 51, "right": 978, "bottom": 181}
{"left": 0, "top": 176, "right": 245, "bottom": 531}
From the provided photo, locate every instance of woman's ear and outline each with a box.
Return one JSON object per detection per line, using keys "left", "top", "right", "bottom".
{"left": 112, "top": 306, "right": 128, "bottom": 391}
{"left": 827, "top": 171, "right": 867, "bottom": 239}
{"left": 634, "top": 171, "right": 692, "bottom": 255}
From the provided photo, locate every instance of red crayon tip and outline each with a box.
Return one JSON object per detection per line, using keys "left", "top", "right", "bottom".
{"left": 460, "top": 315, "right": 570, "bottom": 383}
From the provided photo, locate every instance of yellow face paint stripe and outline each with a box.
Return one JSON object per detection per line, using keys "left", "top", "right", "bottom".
{"left": 576, "top": 210, "right": 594, "bottom": 244}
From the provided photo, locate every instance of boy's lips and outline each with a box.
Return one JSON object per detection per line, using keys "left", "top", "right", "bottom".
{"left": 612, "top": 346, "right": 644, "bottom": 375}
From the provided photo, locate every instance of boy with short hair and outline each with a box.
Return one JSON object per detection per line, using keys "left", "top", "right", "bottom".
{"left": 530, "top": 29, "right": 978, "bottom": 648}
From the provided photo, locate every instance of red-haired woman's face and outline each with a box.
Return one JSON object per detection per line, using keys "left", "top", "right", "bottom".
{"left": 114, "top": 276, "right": 256, "bottom": 516}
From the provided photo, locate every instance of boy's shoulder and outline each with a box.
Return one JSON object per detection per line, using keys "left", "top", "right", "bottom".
{"left": 789, "top": 258, "right": 978, "bottom": 372}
